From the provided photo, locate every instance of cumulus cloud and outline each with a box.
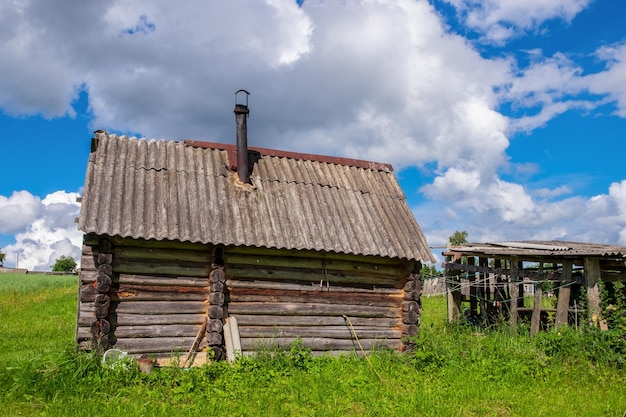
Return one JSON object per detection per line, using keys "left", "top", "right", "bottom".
{"left": 419, "top": 179, "right": 626, "bottom": 251}
{"left": 0, "top": 0, "right": 625, "bottom": 265}
{"left": 2, "top": 191, "right": 82, "bottom": 271}
{"left": 0, "top": 191, "right": 43, "bottom": 234}
{"left": 442, "top": 0, "right": 592, "bottom": 44}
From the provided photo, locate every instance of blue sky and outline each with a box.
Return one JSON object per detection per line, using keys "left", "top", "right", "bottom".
{"left": 1, "top": 0, "right": 625, "bottom": 270}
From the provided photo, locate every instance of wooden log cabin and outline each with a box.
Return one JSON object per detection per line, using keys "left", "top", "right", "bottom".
{"left": 75, "top": 101, "right": 435, "bottom": 361}
{"left": 442, "top": 241, "right": 626, "bottom": 334}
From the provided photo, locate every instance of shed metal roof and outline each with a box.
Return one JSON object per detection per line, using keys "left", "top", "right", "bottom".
{"left": 78, "top": 131, "right": 435, "bottom": 262}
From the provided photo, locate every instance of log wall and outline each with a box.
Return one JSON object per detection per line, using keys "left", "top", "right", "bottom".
{"left": 77, "top": 234, "right": 214, "bottom": 356}
{"left": 223, "top": 248, "right": 416, "bottom": 355}
{"left": 77, "top": 234, "right": 418, "bottom": 358}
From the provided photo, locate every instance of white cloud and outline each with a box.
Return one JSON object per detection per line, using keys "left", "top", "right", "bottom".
{"left": 587, "top": 42, "right": 626, "bottom": 117}
{"left": 2, "top": 191, "right": 82, "bottom": 271}
{"left": 442, "top": 0, "right": 592, "bottom": 44}
{"left": 419, "top": 179, "right": 626, "bottom": 249}
{"left": 0, "top": 191, "right": 43, "bottom": 234}
{"left": 0, "top": 0, "right": 625, "bottom": 264}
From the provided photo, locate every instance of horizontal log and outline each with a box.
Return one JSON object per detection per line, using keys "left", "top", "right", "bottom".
{"left": 111, "top": 336, "right": 209, "bottom": 354}
{"left": 77, "top": 324, "right": 202, "bottom": 339}
{"left": 80, "top": 284, "right": 98, "bottom": 301}
{"left": 80, "top": 270, "right": 98, "bottom": 284}
{"left": 240, "top": 337, "right": 400, "bottom": 352}
{"left": 228, "top": 264, "right": 400, "bottom": 287}
{"left": 80, "top": 252, "right": 97, "bottom": 272}
{"left": 224, "top": 253, "right": 407, "bottom": 278}
{"left": 239, "top": 326, "right": 401, "bottom": 339}
{"left": 228, "top": 287, "right": 401, "bottom": 307}
{"left": 78, "top": 312, "right": 206, "bottom": 327}
{"left": 119, "top": 274, "right": 208, "bottom": 287}
{"left": 233, "top": 314, "right": 402, "bottom": 328}
{"left": 225, "top": 245, "right": 411, "bottom": 267}
{"left": 113, "top": 301, "right": 208, "bottom": 314}
{"left": 112, "top": 259, "right": 211, "bottom": 278}
{"left": 113, "top": 246, "right": 213, "bottom": 263}
{"left": 80, "top": 285, "right": 208, "bottom": 303}
{"left": 228, "top": 302, "right": 400, "bottom": 318}
{"left": 226, "top": 278, "right": 402, "bottom": 294}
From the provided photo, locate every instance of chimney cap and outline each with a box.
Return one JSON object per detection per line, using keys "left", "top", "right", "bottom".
{"left": 235, "top": 89, "right": 250, "bottom": 107}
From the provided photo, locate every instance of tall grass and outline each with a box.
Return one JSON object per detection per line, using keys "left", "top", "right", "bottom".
{"left": 1, "top": 274, "right": 626, "bottom": 416}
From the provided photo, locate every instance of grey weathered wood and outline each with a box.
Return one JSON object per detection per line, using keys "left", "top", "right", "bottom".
{"left": 228, "top": 287, "right": 401, "bottom": 307}
{"left": 78, "top": 312, "right": 206, "bottom": 326}
{"left": 509, "top": 256, "right": 519, "bottom": 330}
{"left": 113, "top": 246, "right": 212, "bottom": 263}
{"left": 239, "top": 337, "right": 399, "bottom": 352}
{"left": 225, "top": 245, "right": 412, "bottom": 267}
{"left": 584, "top": 257, "right": 602, "bottom": 326}
{"left": 112, "top": 337, "right": 209, "bottom": 354}
{"left": 555, "top": 260, "right": 573, "bottom": 327}
{"left": 238, "top": 326, "right": 401, "bottom": 339}
{"left": 228, "top": 265, "right": 399, "bottom": 287}
{"left": 446, "top": 255, "right": 462, "bottom": 323}
{"left": 224, "top": 253, "right": 406, "bottom": 277}
{"left": 118, "top": 274, "right": 208, "bottom": 287}
{"left": 233, "top": 314, "right": 402, "bottom": 327}
{"left": 79, "top": 324, "right": 201, "bottom": 339}
{"left": 114, "top": 301, "right": 207, "bottom": 314}
{"left": 530, "top": 285, "right": 542, "bottom": 337}
{"left": 228, "top": 302, "right": 400, "bottom": 318}
{"left": 226, "top": 278, "right": 401, "bottom": 294}
{"left": 107, "top": 285, "right": 207, "bottom": 302}
{"left": 112, "top": 260, "right": 211, "bottom": 277}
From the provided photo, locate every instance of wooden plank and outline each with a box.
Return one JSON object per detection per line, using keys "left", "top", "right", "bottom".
{"left": 239, "top": 326, "right": 401, "bottom": 339}
{"left": 225, "top": 245, "right": 410, "bottom": 266}
{"left": 113, "top": 285, "right": 207, "bottom": 302}
{"left": 224, "top": 253, "right": 406, "bottom": 277}
{"left": 228, "top": 287, "right": 401, "bottom": 307}
{"left": 114, "top": 246, "right": 213, "bottom": 263}
{"left": 112, "top": 337, "right": 209, "bottom": 354}
{"left": 233, "top": 314, "right": 402, "bottom": 327}
{"left": 228, "top": 302, "right": 400, "bottom": 318}
{"left": 228, "top": 264, "right": 400, "bottom": 287}
{"left": 226, "top": 278, "right": 402, "bottom": 294}
{"left": 584, "top": 257, "right": 602, "bottom": 326}
{"left": 555, "top": 260, "right": 572, "bottom": 327}
{"left": 530, "top": 282, "right": 542, "bottom": 336}
{"left": 240, "top": 337, "right": 400, "bottom": 352}
{"left": 78, "top": 312, "right": 206, "bottom": 327}
{"left": 114, "top": 301, "right": 208, "bottom": 314}
{"left": 446, "top": 255, "right": 462, "bottom": 323}
{"left": 509, "top": 256, "right": 519, "bottom": 330}
{"left": 79, "top": 285, "right": 208, "bottom": 303}
{"left": 118, "top": 274, "right": 208, "bottom": 287}
{"left": 77, "top": 324, "right": 201, "bottom": 339}
{"left": 112, "top": 260, "right": 211, "bottom": 278}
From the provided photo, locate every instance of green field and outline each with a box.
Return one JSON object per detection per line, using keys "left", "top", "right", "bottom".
{"left": 1, "top": 274, "right": 625, "bottom": 416}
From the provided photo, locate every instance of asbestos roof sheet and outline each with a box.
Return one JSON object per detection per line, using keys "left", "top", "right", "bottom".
{"left": 78, "top": 132, "right": 435, "bottom": 262}
{"left": 446, "top": 240, "right": 626, "bottom": 258}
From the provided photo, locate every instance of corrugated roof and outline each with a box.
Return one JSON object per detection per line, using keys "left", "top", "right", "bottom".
{"left": 78, "top": 132, "right": 435, "bottom": 262}
{"left": 446, "top": 240, "right": 626, "bottom": 258}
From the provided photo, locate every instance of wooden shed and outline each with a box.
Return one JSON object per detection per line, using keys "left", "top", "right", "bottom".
{"left": 442, "top": 241, "right": 626, "bottom": 334}
{"left": 76, "top": 108, "right": 434, "bottom": 361}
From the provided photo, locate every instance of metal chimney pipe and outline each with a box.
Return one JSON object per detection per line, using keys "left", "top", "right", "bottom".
{"left": 234, "top": 90, "right": 250, "bottom": 183}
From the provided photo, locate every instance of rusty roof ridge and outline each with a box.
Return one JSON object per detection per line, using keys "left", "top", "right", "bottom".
{"left": 184, "top": 139, "right": 393, "bottom": 172}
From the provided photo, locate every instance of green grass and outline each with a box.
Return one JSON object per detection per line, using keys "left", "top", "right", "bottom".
{"left": 1, "top": 274, "right": 626, "bottom": 416}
